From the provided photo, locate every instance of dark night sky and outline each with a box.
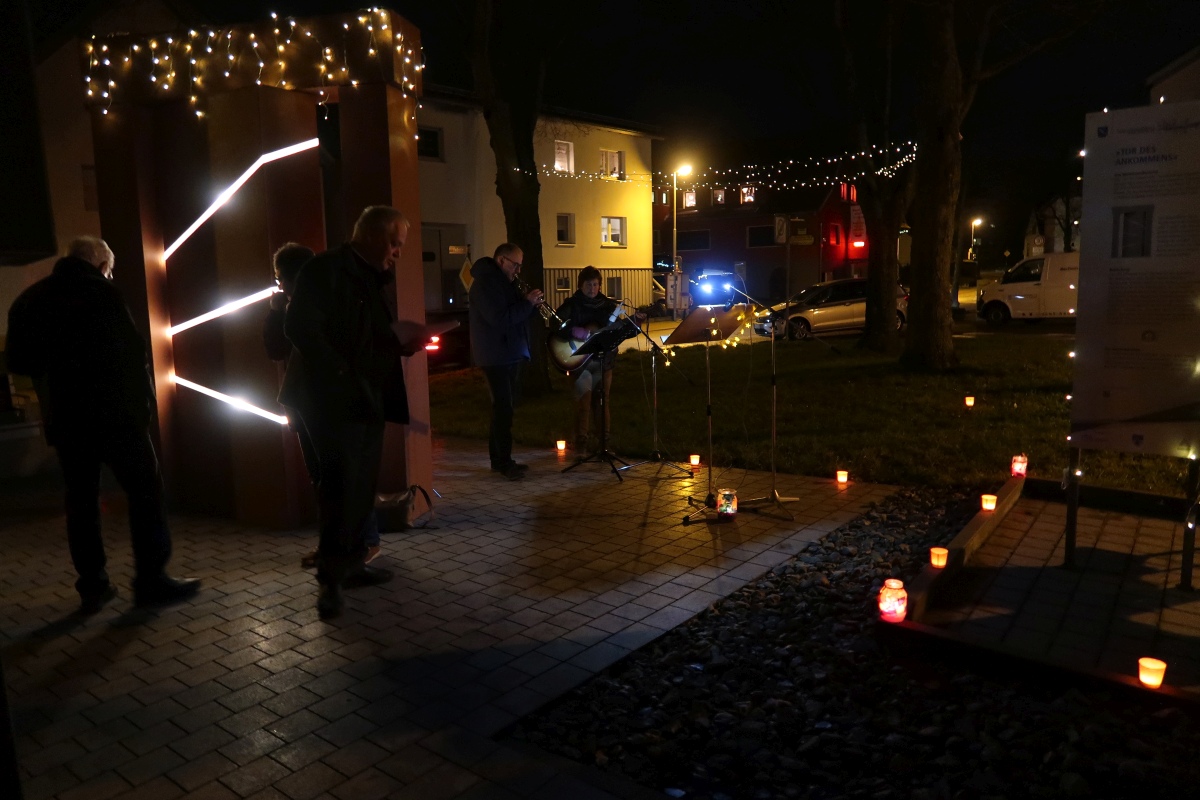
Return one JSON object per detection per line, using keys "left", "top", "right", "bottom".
{"left": 29, "top": 0, "right": 1200, "bottom": 257}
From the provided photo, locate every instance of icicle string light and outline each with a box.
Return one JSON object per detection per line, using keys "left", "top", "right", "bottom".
{"left": 84, "top": 7, "right": 426, "bottom": 119}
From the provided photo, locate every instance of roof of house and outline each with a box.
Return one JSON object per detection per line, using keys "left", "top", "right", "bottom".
{"left": 1146, "top": 43, "right": 1200, "bottom": 89}
{"left": 422, "top": 83, "right": 661, "bottom": 139}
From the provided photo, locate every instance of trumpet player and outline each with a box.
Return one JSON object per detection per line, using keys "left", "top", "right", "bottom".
{"left": 468, "top": 243, "right": 543, "bottom": 480}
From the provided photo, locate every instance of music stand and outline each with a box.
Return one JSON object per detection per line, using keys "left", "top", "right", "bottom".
{"left": 618, "top": 317, "right": 692, "bottom": 478}
{"left": 725, "top": 286, "right": 797, "bottom": 520}
{"left": 664, "top": 304, "right": 750, "bottom": 524}
{"left": 562, "top": 320, "right": 639, "bottom": 481}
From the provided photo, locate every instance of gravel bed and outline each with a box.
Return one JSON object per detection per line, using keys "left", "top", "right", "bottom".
{"left": 508, "top": 486, "right": 1200, "bottom": 799}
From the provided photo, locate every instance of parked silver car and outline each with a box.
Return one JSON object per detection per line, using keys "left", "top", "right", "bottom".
{"left": 752, "top": 278, "right": 908, "bottom": 338}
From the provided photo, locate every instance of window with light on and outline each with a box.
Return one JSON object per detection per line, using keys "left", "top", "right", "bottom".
{"left": 554, "top": 140, "right": 574, "bottom": 173}
{"left": 600, "top": 149, "right": 625, "bottom": 180}
{"left": 601, "top": 216, "right": 626, "bottom": 247}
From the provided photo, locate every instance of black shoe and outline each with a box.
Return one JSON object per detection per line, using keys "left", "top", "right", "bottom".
{"left": 343, "top": 564, "right": 394, "bottom": 588}
{"left": 79, "top": 583, "right": 118, "bottom": 615}
{"left": 498, "top": 462, "right": 527, "bottom": 481}
{"left": 134, "top": 576, "right": 201, "bottom": 608}
{"left": 318, "top": 584, "right": 344, "bottom": 619}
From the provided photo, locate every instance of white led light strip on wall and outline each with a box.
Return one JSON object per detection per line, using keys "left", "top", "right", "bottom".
{"left": 171, "top": 374, "right": 289, "bottom": 425}
{"left": 164, "top": 138, "right": 318, "bottom": 423}
{"left": 163, "top": 138, "right": 318, "bottom": 261}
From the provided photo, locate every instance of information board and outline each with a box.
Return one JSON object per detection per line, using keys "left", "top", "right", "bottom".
{"left": 1072, "top": 100, "right": 1200, "bottom": 458}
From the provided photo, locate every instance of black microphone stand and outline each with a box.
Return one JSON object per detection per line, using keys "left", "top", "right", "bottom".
{"left": 618, "top": 306, "right": 692, "bottom": 478}
{"left": 727, "top": 285, "right": 797, "bottom": 520}
{"left": 562, "top": 323, "right": 634, "bottom": 482}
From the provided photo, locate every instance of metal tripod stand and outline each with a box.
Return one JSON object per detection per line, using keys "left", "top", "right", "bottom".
{"left": 662, "top": 304, "right": 748, "bottom": 524}
{"left": 562, "top": 322, "right": 634, "bottom": 482}
{"left": 619, "top": 320, "right": 691, "bottom": 478}
{"left": 727, "top": 286, "right": 796, "bottom": 520}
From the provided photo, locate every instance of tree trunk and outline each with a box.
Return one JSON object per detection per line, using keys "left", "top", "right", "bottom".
{"left": 859, "top": 173, "right": 911, "bottom": 353}
{"left": 902, "top": 8, "right": 961, "bottom": 372}
{"left": 471, "top": 0, "right": 552, "bottom": 392}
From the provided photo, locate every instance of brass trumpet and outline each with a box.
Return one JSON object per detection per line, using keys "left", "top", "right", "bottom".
{"left": 514, "top": 275, "right": 565, "bottom": 327}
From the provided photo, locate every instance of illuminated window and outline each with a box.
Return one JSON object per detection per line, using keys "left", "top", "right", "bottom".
{"left": 740, "top": 186, "right": 756, "bottom": 204}
{"left": 658, "top": 191, "right": 668, "bottom": 204}
{"left": 682, "top": 190, "right": 696, "bottom": 208}
{"left": 601, "top": 216, "right": 626, "bottom": 247}
{"left": 556, "top": 213, "right": 575, "bottom": 245}
{"left": 713, "top": 188, "right": 725, "bottom": 205}
{"left": 554, "top": 140, "right": 574, "bottom": 173}
{"left": 600, "top": 149, "right": 625, "bottom": 180}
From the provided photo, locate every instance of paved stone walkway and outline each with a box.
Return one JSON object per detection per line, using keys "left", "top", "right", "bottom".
{"left": 1, "top": 438, "right": 891, "bottom": 800}
{"left": 922, "top": 496, "right": 1200, "bottom": 694}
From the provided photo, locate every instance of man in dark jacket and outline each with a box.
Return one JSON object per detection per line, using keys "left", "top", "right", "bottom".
{"left": 279, "top": 207, "right": 410, "bottom": 619}
{"left": 5, "top": 236, "right": 200, "bottom": 612}
{"left": 468, "top": 243, "right": 543, "bottom": 480}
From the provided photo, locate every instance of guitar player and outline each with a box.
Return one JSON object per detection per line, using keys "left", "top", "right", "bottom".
{"left": 554, "top": 266, "right": 645, "bottom": 454}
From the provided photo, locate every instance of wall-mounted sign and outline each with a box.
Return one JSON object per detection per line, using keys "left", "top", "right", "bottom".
{"left": 1072, "top": 99, "right": 1200, "bottom": 459}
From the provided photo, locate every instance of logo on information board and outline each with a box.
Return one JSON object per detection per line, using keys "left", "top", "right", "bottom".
{"left": 1097, "top": 126, "right": 1108, "bottom": 138}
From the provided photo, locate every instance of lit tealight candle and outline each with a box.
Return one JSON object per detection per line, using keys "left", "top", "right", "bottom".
{"left": 1138, "top": 657, "right": 1167, "bottom": 689}
{"left": 690, "top": 454, "right": 701, "bottom": 466}
{"left": 1011, "top": 454, "right": 1028, "bottom": 477}
{"left": 556, "top": 440, "right": 566, "bottom": 452}
{"left": 930, "top": 547, "right": 948, "bottom": 568}
{"left": 964, "top": 395, "right": 975, "bottom": 408}
{"left": 878, "top": 578, "right": 907, "bottom": 623}
{"left": 981, "top": 494, "right": 997, "bottom": 511}
{"left": 836, "top": 470, "right": 849, "bottom": 486}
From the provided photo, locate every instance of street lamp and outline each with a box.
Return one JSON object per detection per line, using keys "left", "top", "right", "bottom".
{"left": 970, "top": 217, "right": 983, "bottom": 260}
{"left": 671, "top": 164, "right": 692, "bottom": 320}
{"left": 672, "top": 164, "right": 692, "bottom": 272}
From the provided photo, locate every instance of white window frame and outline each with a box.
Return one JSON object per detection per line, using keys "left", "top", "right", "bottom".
{"left": 713, "top": 188, "right": 725, "bottom": 205}
{"left": 554, "top": 140, "right": 575, "bottom": 173}
{"left": 682, "top": 190, "right": 697, "bottom": 209}
{"left": 600, "top": 149, "right": 625, "bottom": 180}
{"left": 600, "top": 216, "right": 627, "bottom": 248}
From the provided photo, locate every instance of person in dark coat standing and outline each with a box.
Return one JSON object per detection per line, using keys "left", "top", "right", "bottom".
{"left": 265, "top": 242, "right": 382, "bottom": 569}
{"left": 278, "top": 207, "right": 410, "bottom": 619}
{"left": 468, "top": 243, "right": 543, "bottom": 480}
{"left": 4, "top": 236, "right": 200, "bottom": 612}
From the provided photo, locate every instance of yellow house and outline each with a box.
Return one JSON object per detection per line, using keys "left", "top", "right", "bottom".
{"left": 416, "top": 87, "right": 656, "bottom": 315}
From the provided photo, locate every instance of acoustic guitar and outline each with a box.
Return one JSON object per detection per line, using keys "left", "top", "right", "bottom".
{"left": 547, "top": 304, "right": 624, "bottom": 373}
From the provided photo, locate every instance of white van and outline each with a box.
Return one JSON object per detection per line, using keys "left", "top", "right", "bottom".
{"left": 976, "top": 251, "right": 1079, "bottom": 325}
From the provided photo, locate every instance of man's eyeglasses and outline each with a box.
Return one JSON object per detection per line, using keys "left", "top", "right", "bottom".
{"left": 504, "top": 256, "right": 523, "bottom": 269}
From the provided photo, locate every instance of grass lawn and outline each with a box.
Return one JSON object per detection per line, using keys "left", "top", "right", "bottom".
{"left": 429, "top": 331, "right": 1188, "bottom": 496}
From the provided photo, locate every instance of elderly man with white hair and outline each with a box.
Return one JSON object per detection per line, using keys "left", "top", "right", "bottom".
{"left": 5, "top": 236, "right": 200, "bottom": 613}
